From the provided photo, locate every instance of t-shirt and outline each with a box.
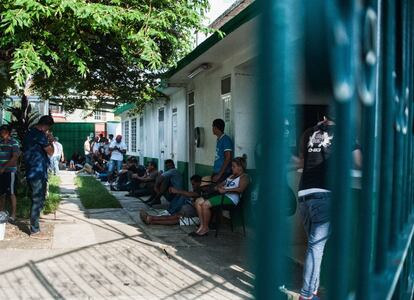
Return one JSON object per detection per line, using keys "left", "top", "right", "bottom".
{"left": 92, "top": 141, "right": 101, "bottom": 154}
{"left": 23, "top": 127, "right": 50, "bottom": 181}
{"left": 109, "top": 140, "right": 127, "bottom": 161}
{"left": 299, "top": 124, "right": 361, "bottom": 191}
{"left": 162, "top": 168, "right": 183, "bottom": 189}
{"left": 84, "top": 140, "right": 91, "bottom": 155}
{"left": 213, "top": 134, "right": 234, "bottom": 174}
{"left": 0, "top": 138, "right": 19, "bottom": 173}
{"left": 53, "top": 141, "right": 63, "bottom": 158}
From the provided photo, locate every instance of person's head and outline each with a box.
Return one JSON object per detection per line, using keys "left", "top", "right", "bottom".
{"left": 128, "top": 157, "right": 138, "bottom": 166}
{"left": 99, "top": 133, "right": 103, "bottom": 139}
{"left": 54, "top": 136, "right": 59, "bottom": 142}
{"left": 231, "top": 156, "right": 247, "bottom": 175}
{"left": 94, "top": 136, "right": 99, "bottom": 142}
{"left": 164, "top": 159, "right": 175, "bottom": 170}
{"left": 212, "top": 119, "right": 225, "bottom": 136}
{"left": 147, "top": 160, "right": 158, "bottom": 171}
{"left": 37, "top": 115, "right": 54, "bottom": 132}
{"left": 116, "top": 135, "right": 122, "bottom": 143}
{"left": 86, "top": 136, "right": 90, "bottom": 141}
{"left": 190, "top": 174, "right": 202, "bottom": 190}
{"left": 108, "top": 134, "right": 114, "bottom": 140}
{"left": 0, "top": 125, "right": 11, "bottom": 140}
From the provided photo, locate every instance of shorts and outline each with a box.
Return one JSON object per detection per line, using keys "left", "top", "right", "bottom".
{"left": 179, "top": 204, "right": 197, "bottom": 218}
{"left": 0, "top": 172, "right": 17, "bottom": 196}
{"left": 207, "top": 195, "right": 234, "bottom": 207}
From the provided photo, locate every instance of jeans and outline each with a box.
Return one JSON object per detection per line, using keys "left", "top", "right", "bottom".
{"left": 298, "top": 192, "right": 331, "bottom": 298}
{"left": 108, "top": 159, "right": 123, "bottom": 174}
{"left": 50, "top": 156, "right": 60, "bottom": 175}
{"left": 28, "top": 178, "right": 47, "bottom": 233}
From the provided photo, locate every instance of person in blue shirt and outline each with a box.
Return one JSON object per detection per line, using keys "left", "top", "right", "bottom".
{"left": 212, "top": 119, "right": 234, "bottom": 183}
{"left": 23, "top": 115, "right": 55, "bottom": 239}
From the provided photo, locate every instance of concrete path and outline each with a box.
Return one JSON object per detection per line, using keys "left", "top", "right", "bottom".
{"left": 0, "top": 171, "right": 254, "bottom": 299}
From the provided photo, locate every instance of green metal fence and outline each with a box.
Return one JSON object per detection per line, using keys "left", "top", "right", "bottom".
{"left": 254, "top": 0, "right": 414, "bottom": 299}
{"left": 52, "top": 123, "right": 95, "bottom": 161}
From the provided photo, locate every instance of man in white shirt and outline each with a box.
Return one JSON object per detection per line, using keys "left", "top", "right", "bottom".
{"left": 108, "top": 135, "right": 127, "bottom": 183}
{"left": 51, "top": 137, "right": 64, "bottom": 175}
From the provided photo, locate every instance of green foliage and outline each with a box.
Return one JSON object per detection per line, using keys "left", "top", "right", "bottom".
{"left": 14, "top": 175, "right": 62, "bottom": 218}
{"left": 75, "top": 175, "right": 121, "bottom": 209}
{"left": 5, "top": 95, "right": 40, "bottom": 145}
{"left": 0, "top": 0, "right": 210, "bottom": 109}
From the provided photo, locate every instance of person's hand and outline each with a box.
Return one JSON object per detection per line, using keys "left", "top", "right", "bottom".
{"left": 218, "top": 187, "right": 226, "bottom": 194}
{"left": 169, "top": 187, "right": 177, "bottom": 194}
{"left": 212, "top": 174, "right": 220, "bottom": 182}
{"left": 0, "top": 168, "right": 4, "bottom": 175}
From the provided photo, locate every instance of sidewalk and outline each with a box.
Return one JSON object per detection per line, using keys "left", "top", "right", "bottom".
{"left": 0, "top": 171, "right": 253, "bottom": 299}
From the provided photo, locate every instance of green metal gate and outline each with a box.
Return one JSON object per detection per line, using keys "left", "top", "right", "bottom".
{"left": 254, "top": 0, "right": 414, "bottom": 299}
{"left": 52, "top": 123, "right": 95, "bottom": 161}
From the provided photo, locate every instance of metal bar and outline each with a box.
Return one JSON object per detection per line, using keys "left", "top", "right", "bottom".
{"left": 254, "top": 0, "right": 301, "bottom": 299}
{"left": 375, "top": 0, "right": 396, "bottom": 273}
{"left": 326, "top": 1, "right": 357, "bottom": 299}
{"left": 356, "top": 2, "right": 380, "bottom": 299}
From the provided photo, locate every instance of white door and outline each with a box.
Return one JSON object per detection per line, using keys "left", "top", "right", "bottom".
{"left": 188, "top": 92, "right": 195, "bottom": 179}
{"left": 138, "top": 116, "right": 144, "bottom": 165}
{"left": 171, "top": 108, "right": 178, "bottom": 166}
{"left": 158, "top": 108, "right": 165, "bottom": 171}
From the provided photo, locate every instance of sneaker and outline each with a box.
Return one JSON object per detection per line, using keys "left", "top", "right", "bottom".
{"left": 8, "top": 217, "right": 16, "bottom": 225}
{"left": 30, "top": 231, "right": 50, "bottom": 240}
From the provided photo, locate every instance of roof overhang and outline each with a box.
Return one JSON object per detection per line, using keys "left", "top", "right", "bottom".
{"left": 164, "top": 1, "right": 259, "bottom": 84}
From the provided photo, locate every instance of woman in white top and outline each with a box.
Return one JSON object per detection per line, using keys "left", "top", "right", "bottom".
{"left": 191, "top": 156, "right": 250, "bottom": 237}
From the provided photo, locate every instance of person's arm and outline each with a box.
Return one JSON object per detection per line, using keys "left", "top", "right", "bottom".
{"left": 353, "top": 149, "right": 362, "bottom": 169}
{"left": 212, "top": 151, "right": 232, "bottom": 182}
{"left": 168, "top": 186, "right": 199, "bottom": 198}
{"left": 0, "top": 150, "right": 19, "bottom": 173}
{"left": 218, "top": 175, "right": 250, "bottom": 194}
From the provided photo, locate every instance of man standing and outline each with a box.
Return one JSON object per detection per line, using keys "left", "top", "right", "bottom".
{"left": 297, "top": 114, "right": 361, "bottom": 300}
{"left": 84, "top": 136, "right": 91, "bottom": 164}
{"left": 23, "top": 115, "right": 55, "bottom": 238}
{"left": 0, "top": 125, "right": 20, "bottom": 224}
{"left": 108, "top": 135, "right": 127, "bottom": 183}
{"left": 211, "top": 119, "right": 233, "bottom": 183}
{"left": 51, "top": 137, "right": 64, "bottom": 175}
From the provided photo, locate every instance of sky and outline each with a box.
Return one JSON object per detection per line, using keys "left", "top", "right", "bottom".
{"left": 205, "top": 0, "right": 237, "bottom": 25}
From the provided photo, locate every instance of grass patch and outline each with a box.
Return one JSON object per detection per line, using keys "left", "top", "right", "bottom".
{"left": 14, "top": 175, "right": 62, "bottom": 218}
{"left": 75, "top": 176, "right": 121, "bottom": 209}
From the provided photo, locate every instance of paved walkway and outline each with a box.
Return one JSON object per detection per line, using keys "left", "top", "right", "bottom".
{"left": 0, "top": 171, "right": 253, "bottom": 299}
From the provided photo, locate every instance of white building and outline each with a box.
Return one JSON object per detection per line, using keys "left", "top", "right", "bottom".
{"left": 116, "top": 2, "right": 259, "bottom": 182}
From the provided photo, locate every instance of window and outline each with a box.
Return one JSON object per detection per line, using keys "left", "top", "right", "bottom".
{"left": 131, "top": 118, "right": 137, "bottom": 152}
{"left": 94, "top": 110, "right": 102, "bottom": 120}
{"left": 124, "top": 120, "right": 130, "bottom": 151}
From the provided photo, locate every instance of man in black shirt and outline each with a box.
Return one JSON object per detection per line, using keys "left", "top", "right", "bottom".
{"left": 296, "top": 114, "right": 361, "bottom": 300}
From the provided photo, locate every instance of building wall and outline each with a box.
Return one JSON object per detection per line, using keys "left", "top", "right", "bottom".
{"left": 120, "top": 43, "right": 258, "bottom": 180}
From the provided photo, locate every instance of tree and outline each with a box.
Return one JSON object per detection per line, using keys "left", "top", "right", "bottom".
{"left": 0, "top": 0, "right": 210, "bottom": 111}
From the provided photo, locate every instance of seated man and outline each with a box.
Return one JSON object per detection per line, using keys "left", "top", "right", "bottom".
{"left": 111, "top": 156, "right": 140, "bottom": 191}
{"left": 145, "top": 159, "right": 183, "bottom": 206}
{"left": 126, "top": 160, "right": 159, "bottom": 197}
{"left": 140, "top": 175, "right": 203, "bottom": 225}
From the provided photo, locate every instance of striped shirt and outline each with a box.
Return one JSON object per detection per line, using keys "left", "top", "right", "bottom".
{"left": 0, "top": 138, "right": 19, "bottom": 173}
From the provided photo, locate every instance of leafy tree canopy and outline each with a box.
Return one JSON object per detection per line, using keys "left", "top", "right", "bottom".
{"left": 0, "top": 0, "right": 210, "bottom": 111}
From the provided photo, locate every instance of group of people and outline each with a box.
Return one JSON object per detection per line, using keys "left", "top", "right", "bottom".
{"left": 0, "top": 108, "right": 355, "bottom": 298}
{"left": 138, "top": 118, "right": 250, "bottom": 238}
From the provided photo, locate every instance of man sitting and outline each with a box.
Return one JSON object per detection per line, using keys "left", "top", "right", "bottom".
{"left": 145, "top": 159, "right": 182, "bottom": 206}
{"left": 126, "top": 160, "right": 159, "bottom": 197}
{"left": 140, "top": 175, "right": 202, "bottom": 225}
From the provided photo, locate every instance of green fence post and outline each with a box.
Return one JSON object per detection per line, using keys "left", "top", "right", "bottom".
{"left": 375, "top": 0, "right": 395, "bottom": 273}
{"left": 356, "top": 2, "right": 380, "bottom": 299}
{"left": 326, "top": 1, "right": 357, "bottom": 298}
{"left": 254, "top": 0, "right": 301, "bottom": 298}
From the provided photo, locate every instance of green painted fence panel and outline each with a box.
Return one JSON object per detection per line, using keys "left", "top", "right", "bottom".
{"left": 52, "top": 123, "right": 95, "bottom": 161}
